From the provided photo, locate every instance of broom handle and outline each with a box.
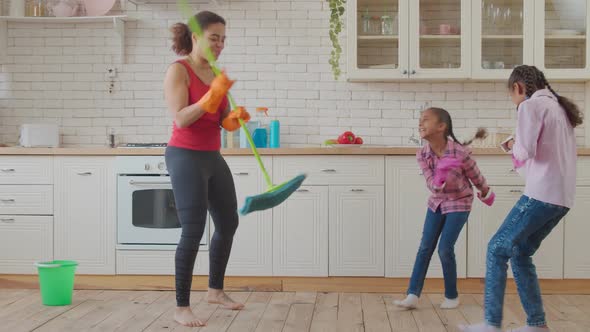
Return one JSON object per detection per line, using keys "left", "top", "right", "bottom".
{"left": 182, "top": 2, "right": 273, "bottom": 189}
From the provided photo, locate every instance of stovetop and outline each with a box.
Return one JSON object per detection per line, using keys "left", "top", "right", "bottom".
{"left": 117, "top": 143, "right": 167, "bottom": 148}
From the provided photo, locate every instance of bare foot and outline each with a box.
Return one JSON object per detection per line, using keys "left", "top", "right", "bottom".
{"left": 174, "top": 307, "right": 206, "bottom": 327}
{"left": 207, "top": 289, "right": 245, "bottom": 310}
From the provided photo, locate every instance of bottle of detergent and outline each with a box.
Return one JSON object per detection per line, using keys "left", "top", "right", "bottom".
{"left": 252, "top": 107, "right": 269, "bottom": 148}
{"left": 269, "top": 117, "right": 280, "bottom": 148}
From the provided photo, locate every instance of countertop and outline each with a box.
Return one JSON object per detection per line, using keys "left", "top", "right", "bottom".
{"left": 2, "top": 146, "right": 590, "bottom": 156}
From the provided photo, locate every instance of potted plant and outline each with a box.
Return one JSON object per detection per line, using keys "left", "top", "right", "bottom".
{"left": 327, "top": 0, "right": 345, "bottom": 80}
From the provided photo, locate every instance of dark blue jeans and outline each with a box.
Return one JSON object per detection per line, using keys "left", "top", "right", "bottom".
{"left": 408, "top": 208, "right": 469, "bottom": 299}
{"left": 484, "top": 195, "right": 569, "bottom": 328}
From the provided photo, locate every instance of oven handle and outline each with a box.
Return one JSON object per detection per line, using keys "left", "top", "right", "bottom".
{"left": 128, "top": 180, "right": 172, "bottom": 186}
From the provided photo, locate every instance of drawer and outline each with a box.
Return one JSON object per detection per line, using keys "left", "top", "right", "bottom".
{"left": 273, "top": 156, "right": 384, "bottom": 185}
{"left": 116, "top": 250, "right": 208, "bottom": 275}
{"left": 0, "top": 185, "right": 53, "bottom": 215}
{"left": 475, "top": 155, "right": 525, "bottom": 186}
{"left": 0, "top": 156, "right": 53, "bottom": 184}
{"left": 0, "top": 216, "right": 53, "bottom": 274}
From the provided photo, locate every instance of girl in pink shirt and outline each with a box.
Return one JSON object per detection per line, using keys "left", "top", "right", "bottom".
{"left": 460, "top": 66, "right": 583, "bottom": 332}
{"left": 394, "top": 107, "right": 494, "bottom": 310}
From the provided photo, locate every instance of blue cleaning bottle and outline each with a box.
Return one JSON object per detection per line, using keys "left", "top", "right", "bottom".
{"left": 269, "top": 119, "right": 280, "bottom": 148}
{"left": 252, "top": 107, "right": 269, "bottom": 148}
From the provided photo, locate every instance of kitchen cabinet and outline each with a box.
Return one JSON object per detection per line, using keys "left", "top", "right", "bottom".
{"left": 347, "top": 0, "right": 472, "bottom": 80}
{"left": 348, "top": 0, "right": 590, "bottom": 81}
{"left": 273, "top": 186, "right": 329, "bottom": 276}
{"left": 534, "top": 0, "right": 590, "bottom": 79}
{"left": 54, "top": 157, "right": 116, "bottom": 274}
{"left": 385, "top": 156, "right": 468, "bottom": 278}
{"left": 471, "top": 0, "right": 536, "bottom": 80}
{"left": 223, "top": 157, "right": 273, "bottom": 276}
{"left": 273, "top": 156, "right": 385, "bottom": 276}
{"left": 0, "top": 156, "right": 53, "bottom": 274}
{"left": 329, "top": 186, "right": 384, "bottom": 276}
{"left": 0, "top": 216, "right": 53, "bottom": 274}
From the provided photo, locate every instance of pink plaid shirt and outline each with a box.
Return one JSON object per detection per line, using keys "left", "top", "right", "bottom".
{"left": 417, "top": 140, "right": 489, "bottom": 214}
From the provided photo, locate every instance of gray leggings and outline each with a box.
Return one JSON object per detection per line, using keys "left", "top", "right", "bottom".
{"left": 165, "top": 146, "right": 239, "bottom": 307}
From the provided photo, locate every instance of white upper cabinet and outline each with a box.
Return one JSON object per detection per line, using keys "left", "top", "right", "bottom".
{"left": 472, "top": 0, "right": 535, "bottom": 80}
{"left": 348, "top": 0, "right": 590, "bottom": 80}
{"left": 534, "top": 0, "right": 590, "bottom": 80}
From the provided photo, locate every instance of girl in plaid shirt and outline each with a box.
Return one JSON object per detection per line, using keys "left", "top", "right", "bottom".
{"left": 394, "top": 107, "right": 494, "bottom": 310}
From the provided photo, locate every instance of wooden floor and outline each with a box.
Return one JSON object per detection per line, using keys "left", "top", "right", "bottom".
{"left": 2, "top": 290, "right": 590, "bottom": 332}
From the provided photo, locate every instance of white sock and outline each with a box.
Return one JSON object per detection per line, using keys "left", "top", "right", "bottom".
{"left": 510, "top": 326, "right": 550, "bottom": 332}
{"left": 440, "top": 297, "right": 460, "bottom": 309}
{"left": 393, "top": 294, "right": 418, "bottom": 309}
{"left": 458, "top": 322, "right": 502, "bottom": 332}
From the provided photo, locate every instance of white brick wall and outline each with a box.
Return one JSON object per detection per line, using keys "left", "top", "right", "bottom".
{"left": 0, "top": 0, "right": 586, "bottom": 147}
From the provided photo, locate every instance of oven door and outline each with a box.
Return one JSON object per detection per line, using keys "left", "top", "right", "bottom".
{"left": 117, "top": 175, "right": 209, "bottom": 245}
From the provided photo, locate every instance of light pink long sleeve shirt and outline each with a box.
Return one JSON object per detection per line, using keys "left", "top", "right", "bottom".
{"left": 512, "top": 89, "right": 577, "bottom": 208}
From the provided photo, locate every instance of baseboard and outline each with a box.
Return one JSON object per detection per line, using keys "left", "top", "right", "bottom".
{"left": 2, "top": 275, "right": 590, "bottom": 294}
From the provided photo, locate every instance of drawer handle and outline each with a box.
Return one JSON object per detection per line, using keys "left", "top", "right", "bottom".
{"left": 508, "top": 168, "right": 516, "bottom": 173}
{"left": 1, "top": 168, "right": 15, "bottom": 172}
{"left": 233, "top": 172, "right": 249, "bottom": 176}
{"left": 77, "top": 172, "right": 92, "bottom": 176}
{"left": 0, "top": 218, "right": 15, "bottom": 223}
{"left": 1, "top": 199, "right": 15, "bottom": 203}
{"left": 320, "top": 169, "right": 337, "bottom": 173}
{"left": 296, "top": 189, "right": 309, "bottom": 193}
{"left": 510, "top": 189, "right": 523, "bottom": 193}
{"left": 350, "top": 189, "right": 365, "bottom": 192}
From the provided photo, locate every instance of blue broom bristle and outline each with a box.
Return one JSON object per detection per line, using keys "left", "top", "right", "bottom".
{"left": 239, "top": 174, "right": 307, "bottom": 215}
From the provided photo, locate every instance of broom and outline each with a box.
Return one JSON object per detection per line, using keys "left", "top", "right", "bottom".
{"left": 178, "top": 0, "right": 306, "bottom": 215}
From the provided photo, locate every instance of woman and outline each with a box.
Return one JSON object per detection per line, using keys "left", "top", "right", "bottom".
{"left": 164, "top": 11, "right": 250, "bottom": 327}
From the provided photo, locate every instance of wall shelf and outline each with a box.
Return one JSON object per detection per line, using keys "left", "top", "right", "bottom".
{"left": 358, "top": 35, "right": 399, "bottom": 41}
{"left": 0, "top": 15, "right": 134, "bottom": 64}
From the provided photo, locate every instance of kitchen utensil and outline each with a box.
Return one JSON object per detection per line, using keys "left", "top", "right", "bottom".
{"left": 9, "top": 0, "right": 26, "bottom": 16}
{"left": 82, "top": 0, "right": 115, "bottom": 16}
{"left": 49, "top": 0, "right": 79, "bottom": 17}
{"left": 439, "top": 24, "right": 451, "bottom": 35}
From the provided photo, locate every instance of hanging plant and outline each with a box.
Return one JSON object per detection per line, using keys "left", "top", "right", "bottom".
{"left": 327, "top": 0, "right": 345, "bottom": 80}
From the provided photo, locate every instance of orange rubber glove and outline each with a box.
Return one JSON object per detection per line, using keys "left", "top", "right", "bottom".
{"left": 222, "top": 106, "right": 251, "bottom": 132}
{"left": 197, "top": 72, "right": 235, "bottom": 114}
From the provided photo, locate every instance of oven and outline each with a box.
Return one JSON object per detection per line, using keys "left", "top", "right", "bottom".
{"left": 116, "top": 156, "right": 209, "bottom": 247}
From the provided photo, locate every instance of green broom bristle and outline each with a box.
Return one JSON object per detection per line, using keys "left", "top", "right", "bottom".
{"left": 239, "top": 174, "right": 307, "bottom": 216}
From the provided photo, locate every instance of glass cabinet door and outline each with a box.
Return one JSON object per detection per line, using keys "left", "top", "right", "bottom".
{"left": 409, "top": 0, "right": 471, "bottom": 78}
{"left": 536, "top": 0, "right": 589, "bottom": 77}
{"left": 348, "top": 0, "right": 408, "bottom": 80}
{"left": 473, "top": 0, "right": 534, "bottom": 79}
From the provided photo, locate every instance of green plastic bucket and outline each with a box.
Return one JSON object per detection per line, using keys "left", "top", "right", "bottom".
{"left": 35, "top": 260, "right": 78, "bottom": 306}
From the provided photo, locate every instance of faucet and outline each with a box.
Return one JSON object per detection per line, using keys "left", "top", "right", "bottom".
{"left": 408, "top": 132, "right": 423, "bottom": 146}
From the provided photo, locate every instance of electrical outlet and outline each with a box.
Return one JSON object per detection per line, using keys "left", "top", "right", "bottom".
{"left": 107, "top": 67, "right": 117, "bottom": 78}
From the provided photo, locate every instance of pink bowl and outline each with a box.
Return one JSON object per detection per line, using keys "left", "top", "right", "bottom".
{"left": 83, "top": 0, "right": 116, "bottom": 16}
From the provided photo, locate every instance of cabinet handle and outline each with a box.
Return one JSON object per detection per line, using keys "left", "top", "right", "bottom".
{"left": 1, "top": 168, "right": 15, "bottom": 172}
{"left": 77, "top": 172, "right": 92, "bottom": 176}
{"left": 296, "top": 189, "right": 309, "bottom": 193}
{"left": 0, "top": 218, "right": 15, "bottom": 223}
{"left": 1, "top": 199, "right": 15, "bottom": 203}
{"left": 510, "top": 189, "right": 523, "bottom": 193}
{"left": 350, "top": 189, "right": 365, "bottom": 192}
{"left": 402, "top": 69, "right": 408, "bottom": 75}
{"left": 320, "top": 169, "right": 336, "bottom": 173}
{"left": 508, "top": 168, "right": 516, "bottom": 173}
{"left": 129, "top": 180, "right": 171, "bottom": 186}
{"left": 233, "top": 172, "right": 249, "bottom": 176}
{"left": 411, "top": 70, "right": 416, "bottom": 75}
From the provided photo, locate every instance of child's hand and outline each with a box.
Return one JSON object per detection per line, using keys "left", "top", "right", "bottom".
{"left": 433, "top": 157, "right": 462, "bottom": 187}
{"left": 477, "top": 190, "right": 495, "bottom": 206}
